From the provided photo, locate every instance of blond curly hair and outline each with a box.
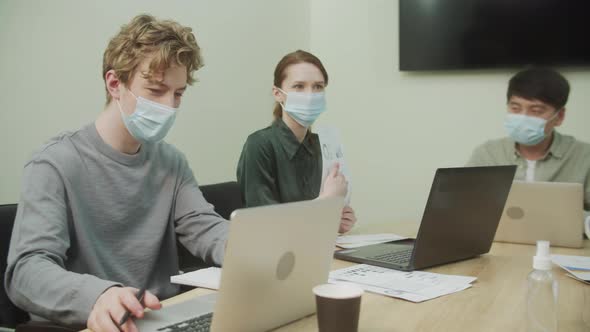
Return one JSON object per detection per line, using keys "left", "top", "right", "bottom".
{"left": 102, "top": 14, "right": 203, "bottom": 103}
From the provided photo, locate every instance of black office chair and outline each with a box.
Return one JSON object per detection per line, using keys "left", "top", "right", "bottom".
{"left": 0, "top": 204, "right": 28, "bottom": 329}
{"left": 1, "top": 204, "right": 76, "bottom": 332}
{"left": 176, "top": 181, "right": 243, "bottom": 273}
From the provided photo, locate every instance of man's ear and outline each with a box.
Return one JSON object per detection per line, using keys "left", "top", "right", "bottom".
{"left": 105, "top": 69, "right": 122, "bottom": 101}
{"left": 554, "top": 107, "right": 566, "bottom": 127}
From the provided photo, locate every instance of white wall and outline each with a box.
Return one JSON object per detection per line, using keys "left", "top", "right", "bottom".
{"left": 310, "top": 0, "right": 590, "bottom": 224}
{"left": 2, "top": 0, "right": 589, "bottom": 225}
{"left": 0, "top": 0, "right": 310, "bottom": 203}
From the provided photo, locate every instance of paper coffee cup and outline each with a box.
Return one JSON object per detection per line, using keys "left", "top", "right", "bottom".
{"left": 313, "top": 283, "right": 364, "bottom": 332}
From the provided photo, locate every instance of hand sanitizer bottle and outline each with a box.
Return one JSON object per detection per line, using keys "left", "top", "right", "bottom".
{"left": 526, "top": 240, "right": 558, "bottom": 332}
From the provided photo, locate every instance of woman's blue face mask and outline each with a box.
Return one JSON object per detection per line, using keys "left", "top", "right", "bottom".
{"left": 277, "top": 87, "right": 326, "bottom": 128}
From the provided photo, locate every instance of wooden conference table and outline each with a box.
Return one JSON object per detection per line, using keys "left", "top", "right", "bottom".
{"left": 83, "top": 221, "right": 590, "bottom": 331}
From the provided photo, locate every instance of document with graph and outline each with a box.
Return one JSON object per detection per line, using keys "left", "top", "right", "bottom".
{"left": 329, "top": 264, "right": 476, "bottom": 302}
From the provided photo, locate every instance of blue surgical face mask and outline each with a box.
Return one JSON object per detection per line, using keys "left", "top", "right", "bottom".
{"left": 277, "top": 87, "right": 326, "bottom": 128}
{"left": 117, "top": 90, "right": 178, "bottom": 144}
{"left": 504, "top": 112, "right": 559, "bottom": 146}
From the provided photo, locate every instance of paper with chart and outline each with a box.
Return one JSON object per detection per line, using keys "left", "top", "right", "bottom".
{"left": 329, "top": 264, "right": 477, "bottom": 302}
{"left": 170, "top": 267, "right": 221, "bottom": 290}
{"left": 316, "top": 126, "right": 351, "bottom": 205}
{"left": 336, "top": 233, "right": 409, "bottom": 249}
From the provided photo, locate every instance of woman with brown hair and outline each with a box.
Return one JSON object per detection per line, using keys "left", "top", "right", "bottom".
{"left": 237, "top": 50, "right": 356, "bottom": 233}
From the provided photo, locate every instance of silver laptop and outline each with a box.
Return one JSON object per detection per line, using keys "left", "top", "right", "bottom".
{"left": 135, "top": 197, "right": 344, "bottom": 332}
{"left": 494, "top": 180, "right": 584, "bottom": 248}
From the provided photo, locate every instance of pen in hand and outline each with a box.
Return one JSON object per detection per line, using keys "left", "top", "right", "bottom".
{"left": 118, "top": 286, "right": 147, "bottom": 326}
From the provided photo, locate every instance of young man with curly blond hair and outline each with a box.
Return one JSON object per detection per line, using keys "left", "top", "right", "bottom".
{"left": 5, "top": 14, "right": 229, "bottom": 331}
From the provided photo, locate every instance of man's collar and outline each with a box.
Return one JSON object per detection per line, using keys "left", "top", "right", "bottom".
{"left": 511, "top": 130, "right": 565, "bottom": 160}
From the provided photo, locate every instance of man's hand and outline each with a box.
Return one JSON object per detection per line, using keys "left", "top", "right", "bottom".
{"left": 87, "top": 286, "right": 161, "bottom": 332}
{"left": 339, "top": 206, "right": 357, "bottom": 234}
{"left": 319, "top": 163, "right": 348, "bottom": 199}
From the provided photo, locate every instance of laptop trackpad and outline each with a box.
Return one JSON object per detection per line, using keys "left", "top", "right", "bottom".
{"left": 135, "top": 293, "right": 217, "bottom": 331}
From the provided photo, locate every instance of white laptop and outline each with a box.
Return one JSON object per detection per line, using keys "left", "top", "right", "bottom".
{"left": 135, "top": 197, "right": 344, "bottom": 332}
{"left": 494, "top": 180, "right": 584, "bottom": 248}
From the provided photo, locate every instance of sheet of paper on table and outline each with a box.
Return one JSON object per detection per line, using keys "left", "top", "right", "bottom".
{"left": 551, "top": 254, "right": 590, "bottom": 283}
{"left": 171, "top": 267, "right": 221, "bottom": 290}
{"left": 329, "top": 264, "right": 477, "bottom": 302}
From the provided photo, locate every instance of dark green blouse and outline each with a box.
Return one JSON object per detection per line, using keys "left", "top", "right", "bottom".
{"left": 236, "top": 119, "right": 323, "bottom": 207}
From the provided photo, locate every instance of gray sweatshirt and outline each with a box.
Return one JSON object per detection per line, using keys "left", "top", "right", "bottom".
{"left": 4, "top": 123, "right": 229, "bottom": 327}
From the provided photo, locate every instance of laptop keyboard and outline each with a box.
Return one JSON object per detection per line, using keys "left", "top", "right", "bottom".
{"left": 157, "top": 312, "right": 213, "bottom": 332}
{"left": 370, "top": 248, "right": 413, "bottom": 265}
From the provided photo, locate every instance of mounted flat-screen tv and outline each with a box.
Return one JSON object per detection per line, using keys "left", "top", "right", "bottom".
{"left": 399, "top": 0, "right": 590, "bottom": 71}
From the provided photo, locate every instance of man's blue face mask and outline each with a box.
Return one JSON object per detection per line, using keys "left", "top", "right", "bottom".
{"left": 117, "top": 90, "right": 178, "bottom": 144}
{"left": 504, "top": 111, "right": 559, "bottom": 146}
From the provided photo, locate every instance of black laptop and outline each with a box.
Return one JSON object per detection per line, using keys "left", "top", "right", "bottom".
{"left": 335, "top": 166, "right": 517, "bottom": 271}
